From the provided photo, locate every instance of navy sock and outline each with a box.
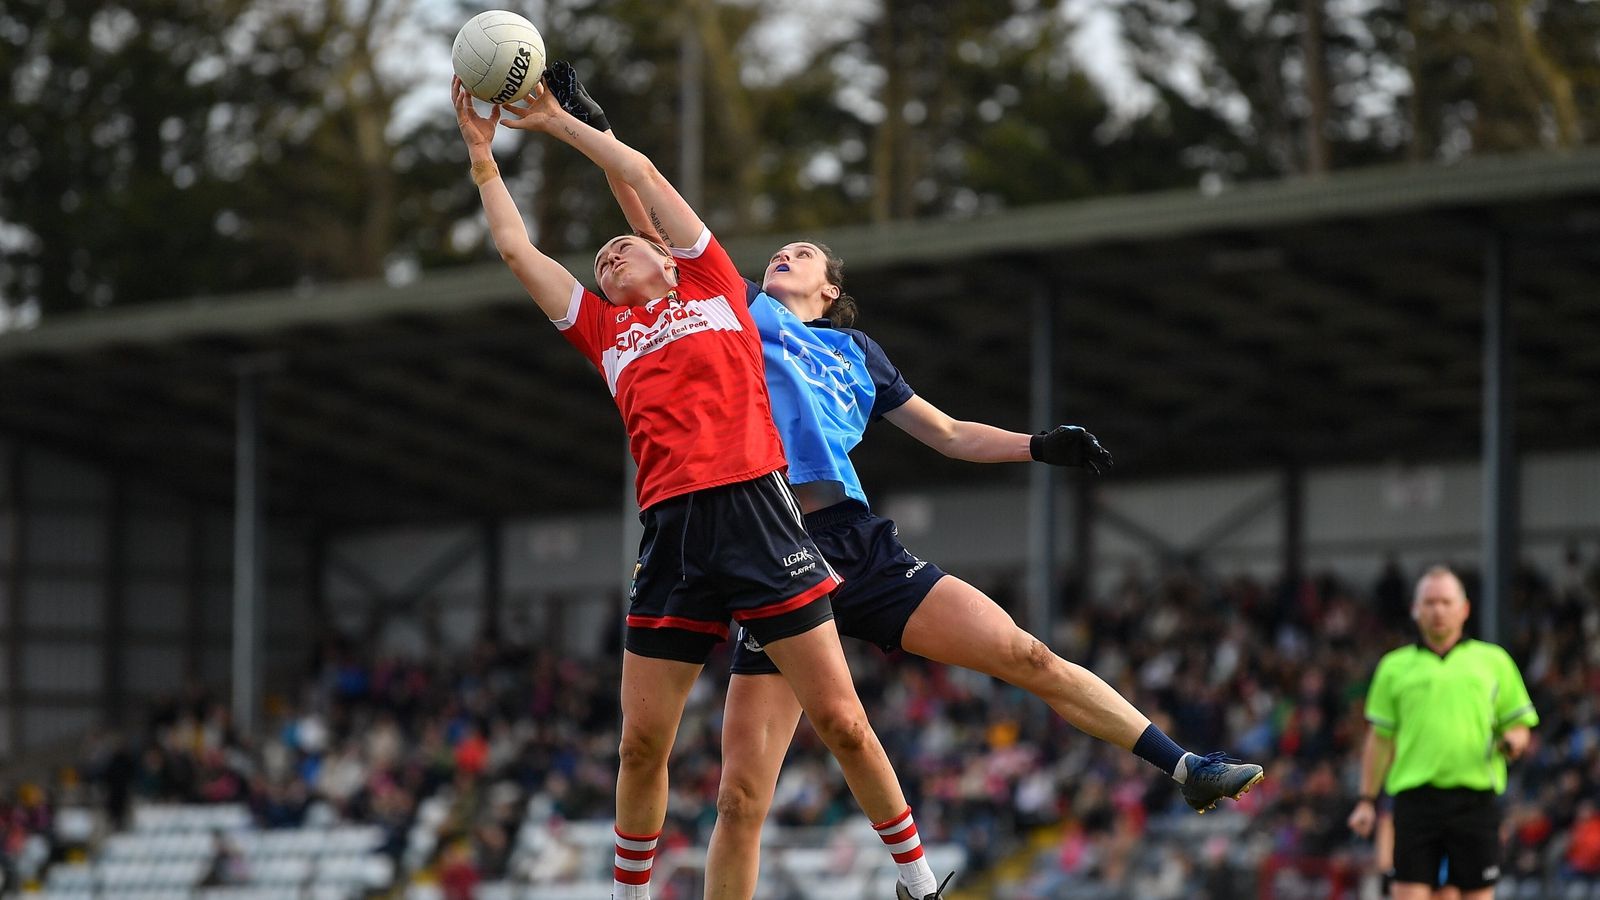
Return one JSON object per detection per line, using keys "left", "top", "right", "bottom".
{"left": 1132, "top": 723, "right": 1188, "bottom": 777}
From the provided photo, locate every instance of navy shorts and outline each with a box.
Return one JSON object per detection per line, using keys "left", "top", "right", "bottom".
{"left": 626, "top": 472, "right": 841, "bottom": 665}
{"left": 732, "top": 500, "right": 945, "bottom": 675}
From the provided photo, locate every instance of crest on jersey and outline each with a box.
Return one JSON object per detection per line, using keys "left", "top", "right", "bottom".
{"left": 779, "top": 330, "right": 858, "bottom": 412}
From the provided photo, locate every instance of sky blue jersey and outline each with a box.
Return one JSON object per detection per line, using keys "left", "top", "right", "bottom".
{"left": 744, "top": 280, "right": 914, "bottom": 507}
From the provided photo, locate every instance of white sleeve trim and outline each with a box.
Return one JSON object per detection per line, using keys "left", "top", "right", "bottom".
{"left": 551, "top": 280, "right": 584, "bottom": 330}
{"left": 669, "top": 226, "right": 713, "bottom": 260}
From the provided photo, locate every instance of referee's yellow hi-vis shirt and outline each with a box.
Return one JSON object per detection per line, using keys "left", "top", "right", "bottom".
{"left": 1364, "top": 638, "right": 1539, "bottom": 795}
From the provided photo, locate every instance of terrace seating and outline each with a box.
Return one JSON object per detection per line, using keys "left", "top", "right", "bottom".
{"left": 38, "top": 805, "right": 394, "bottom": 900}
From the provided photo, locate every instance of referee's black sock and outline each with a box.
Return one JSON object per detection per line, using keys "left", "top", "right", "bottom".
{"left": 1132, "top": 723, "right": 1192, "bottom": 781}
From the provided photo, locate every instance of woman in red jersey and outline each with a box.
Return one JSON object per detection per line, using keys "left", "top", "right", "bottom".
{"left": 453, "top": 76, "right": 944, "bottom": 900}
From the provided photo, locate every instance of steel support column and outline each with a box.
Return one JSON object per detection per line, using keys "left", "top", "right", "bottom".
{"left": 306, "top": 530, "right": 328, "bottom": 647}
{"left": 1481, "top": 233, "right": 1516, "bottom": 645}
{"left": 103, "top": 477, "right": 126, "bottom": 726}
{"left": 1283, "top": 465, "right": 1305, "bottom": 590}
{"left": 184, "top": 505, "right": 204, "bottom": 683}
{"left": 1027, "top": 282, "right": 1056, "bottom": 642}
{"left": 5, "top": 444, "right": 23, "bottom": 756}
{"left": 1072, "top": 475, "right": 1095, "bottom": 608}
{"left": 232, "top": 370, "right": 264, "bottom": 737}
{"left": 482, "top": 519, "right": 501, "bottom": 642}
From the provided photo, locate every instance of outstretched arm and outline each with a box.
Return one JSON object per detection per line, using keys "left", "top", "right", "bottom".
{"left": 501, "top": 86, "right": 703, "bottom": 249}
{"left": 884, "top": 397, "right": 1114, "bottom": 472}
{"left": 453, "top": 78, "right": 576, "bottom": 318}
{"left": 883, "top": 397, "right": 1031, "bottom": 463}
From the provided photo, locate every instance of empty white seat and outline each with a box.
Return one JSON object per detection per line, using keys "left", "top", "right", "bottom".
{"left": 134, "top": 805, "right": 250, "bottom": 834}
{"left": 47, "top": 863, "right": 94, "bottom": 889}
{"left": 475, "top": 882, "right": 518, "bottom": 900}
{"left": 323, "top": 827, "right": 384, "bottom": 855}
{"left": 102, "top": 889, "right": 196, "bottom": 900}
{"left": 199, "top": 886, "right": 302, "bottom": 900}
{"left": 307, "top": 885, "right": 355, "bottom": 900}
{"left": 314, "top": 854, "right": 393, "bottom": 888}
{"left": 526, "top": 881, "right": 614, "bottom": 900}
{"left": 249, "top": 856, "right": 312, "bottom": 885}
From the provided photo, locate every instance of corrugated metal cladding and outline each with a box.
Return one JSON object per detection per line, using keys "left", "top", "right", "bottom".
{"left": 0, "top": 440, "right": 311, "bottom": 756}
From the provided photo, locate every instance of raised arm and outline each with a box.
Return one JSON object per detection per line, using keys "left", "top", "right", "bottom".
{"left": 453, "top": 78, "right": 576, "bottom": 318}
{"left": 501, "top": 85, "right": 703, "bottom": 249}
{"left": 884, "top": 398, "right": 1114, "bottom": 473}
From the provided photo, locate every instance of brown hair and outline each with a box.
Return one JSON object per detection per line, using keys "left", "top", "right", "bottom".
{"left": 593, "top": 233, "right": 672, "bottom": 284}
{"left": 809, "top": 241, "right": 857, "bottom": 327}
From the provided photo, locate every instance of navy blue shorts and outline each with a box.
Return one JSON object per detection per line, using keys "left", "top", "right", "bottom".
{"left": 731, "top": 500, "right": 945, "bottom": 675}
{"left": 626, "top": 472, "right": 841, "bottom": 665}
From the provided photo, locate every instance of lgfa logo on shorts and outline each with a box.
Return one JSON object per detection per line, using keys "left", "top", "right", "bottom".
{"left": 782, "top": 548, "right": 814, "bottom": 567}
{"left": 490, "top": 48, "right": 534, "bottom": 104}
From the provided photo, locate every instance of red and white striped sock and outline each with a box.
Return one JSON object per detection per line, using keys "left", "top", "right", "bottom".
{"left": 613, "top": 827, "right": 660, "bottom": 900}
{"left": 874, "top": 808, "right": 937, "bottom": 897}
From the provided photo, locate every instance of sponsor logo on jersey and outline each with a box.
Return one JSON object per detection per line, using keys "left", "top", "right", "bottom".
{"left": 1483, "top": 867, "right": 1499, "bottom": 881}
{"left": 490, "top": 48, "right": 534, "bottom": 104}
{"left": 600, "top": 295, "right": 742, "bottom": 394}
{"left": 905, "top": 558, "right": 928, "bottom": 578}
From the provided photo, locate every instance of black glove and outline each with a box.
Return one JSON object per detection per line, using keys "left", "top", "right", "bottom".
{"left": 542, "top": 60, "right": 610, "bottom": 132}
{"left": 1030, "top": 425, "right": 1113, "bottom": 474}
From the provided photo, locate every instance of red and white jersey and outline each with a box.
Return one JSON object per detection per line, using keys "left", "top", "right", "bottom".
{"left": 552, "top": 227, "right": 787, "bottom": 510}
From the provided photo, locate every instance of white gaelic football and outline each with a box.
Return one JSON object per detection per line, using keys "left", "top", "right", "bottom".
{"left": 452, "top": 11, "right": 546, "bottom": 105}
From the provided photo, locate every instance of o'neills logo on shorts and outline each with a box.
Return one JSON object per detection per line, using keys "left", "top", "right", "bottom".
{"left": 490, "top": 48, "right": 534, "bottom": 104}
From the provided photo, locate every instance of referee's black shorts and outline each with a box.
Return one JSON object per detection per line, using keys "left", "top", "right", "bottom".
{"left": 1391, "top": 786, "right": 1502, "bottom": 890}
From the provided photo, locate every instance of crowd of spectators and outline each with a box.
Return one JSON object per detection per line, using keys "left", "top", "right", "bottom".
{"left": 0, "top": 551, "right": 1591, "bottom": 900}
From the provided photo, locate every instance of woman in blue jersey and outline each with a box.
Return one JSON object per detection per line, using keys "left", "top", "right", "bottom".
{"left": 542, "top": 66, "right": 1266, "bottom": 900}
{"left": 701, "top": 244, "right": 1266, "bottom": 900}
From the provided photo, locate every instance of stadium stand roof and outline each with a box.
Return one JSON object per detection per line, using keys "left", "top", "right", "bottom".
{"left": 4, "top": 148, "right": 1600, "bottom": 525}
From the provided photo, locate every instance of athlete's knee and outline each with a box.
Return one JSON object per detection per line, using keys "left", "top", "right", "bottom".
{"left": 715, "top": 778, "right": 771, "bottom": 830}
{"left": 808, "top": 703, "right": 871, "bottom": 755}
{"left": 618, "top": 727, "right": 671, "bottom": 772}
{"left": 997, "top": 632, "right": 1057, "bottom": 681}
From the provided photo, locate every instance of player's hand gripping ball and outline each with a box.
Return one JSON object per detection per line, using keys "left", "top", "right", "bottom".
{"left": 452, "top": 10, "right": 546, "bottom": 105}
{"left": 1031, "top": 425, "right": 1114, "bottom": 474}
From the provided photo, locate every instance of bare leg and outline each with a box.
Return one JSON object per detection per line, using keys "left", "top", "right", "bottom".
{"left": 761, "top": 620, "right": 907, "bottom": 823}
{"left": 899, "top": 576, "right": 1148, "bottom": 749}
{"left": 616, "top": 651, "right": 703, "bottom": 836}
{"left": 704, "top": 674, "right": 804, "bottom": 900}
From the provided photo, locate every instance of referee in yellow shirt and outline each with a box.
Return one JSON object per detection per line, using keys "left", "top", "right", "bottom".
{"left": 1347, "top": 565, "right": 1538, "bottom": 900}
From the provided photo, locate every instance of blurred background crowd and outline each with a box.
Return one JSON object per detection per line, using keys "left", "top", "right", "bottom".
{"left": 0, "top": 555, "right": 1589, "bottom": 900}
